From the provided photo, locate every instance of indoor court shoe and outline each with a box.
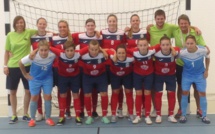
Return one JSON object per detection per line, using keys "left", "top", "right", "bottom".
{"left": 57, "top": 117, "right": 65, "bottom": 126}
{"left": 111, "top": 115, "right": 117, "bottom": 123}
{"left": 36, "top": 113, "right": 43, "bottom": 122}
{"left": 28, "top": 119, "right": 36, "bottom": 127}
{"left": 22, "top": 114, "right": 31, "bottom": 122}
{"left": 46, "top": 118, "right": 55, "bottom": 126}
{"left": 202, "top": 116, "right": 210, "bottom": 124}
{"left": 132, "top": 116, "right": 141, "bottom": 124}
{"left": 174, "top": 109, "right": 182, "bottom": 119}
{"left": 196, "top": 109, "right": 203, "bottom": 118}
{"left": 150, "top": 109, "right": 157, "bottom": 118}
{"left": 65, "top": 111, "right": 72, "bottom": 119}
{"left": 9, "top": 115, "right": 18, "bottom": 124}
{"left": 75, "top": 117, "right": 82, "bottom": 125}
{"left": 117, "top": 109, "right": 124, "bottom": 118}
{"left": 101, "top": 116, "right": 110, "bottom": 124}
{"left": 85, "top": 116, "right": 94, "bottom": 125}
{"left": 92, "top": 111, "right": 99, "bottom": 119}
{"left": 168, "top": 115, "right": 177, "bottom": 123}
{"left": 155, "top": 115, "right": 162, "bottom": 124}
{"left": 127, "top": 115, "right": 134, "bottom": 121}
{"left": 179, "top": 116, "right": 187, "bottom": 123}
{"left": 145, "top": 116, "right": 152, "bottom": 125}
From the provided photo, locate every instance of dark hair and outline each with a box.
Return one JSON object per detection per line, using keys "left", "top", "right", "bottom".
{"left": 13, "top": 16, "right": 26, "bottom": 31}
{"left": 85, "top": 18, "right": 96, "bottom": 25}
{"left": 137, "top": 38, "right": 148, "bottom": 44}
{"left": 178, "top": 14, "right": 191, "bottom": 25}
{"left": 154, "top": 9, "right": 166, "bottom": 19}
{"left": 160, "top": 34, "right": 170, "bottom": 44}
{"left": 36, "top": 17, "right": 47, "bottom": 24}
{"left": 63, "top": 40, "right": 76, "bottom": 50}
{"left": 128, "top": 14, "right": 140, "bottom": 39}
{"left": 185, "top": 35, "right": 197, "bottom": 43}
{"left": 116, "top": 44, "right": 127, "bottom": 52}
{"left": 107, "top": 14, "right": 118, "bottom": 22}
{"left": 89, "top": 40, "right": 100, "bottom": 46}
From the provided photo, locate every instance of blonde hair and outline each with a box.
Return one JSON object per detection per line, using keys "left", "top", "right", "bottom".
{"left": 58, "top": 20, "right": 73, "bottom": 42}
{"left": 38, "top": 39, "right": 50, "bottom": 49}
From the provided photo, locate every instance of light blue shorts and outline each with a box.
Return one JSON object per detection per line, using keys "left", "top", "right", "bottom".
{"left": 29, "top": 77, "right": 53, "bottom": 96}
{"left": 182, "top": 74, "right": 206, "bottom": 92}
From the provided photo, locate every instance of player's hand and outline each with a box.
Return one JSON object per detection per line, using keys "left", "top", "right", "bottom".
{"left": 29, "top": 49, "right": 38, "bottom": 60}
{"left": 112, "top": 53, "right": 117, "bottom": 63}
{"left": 24, "top": 73, "right": 33, "bottom": 80}
{"left": 146, "top": 24, "right": 154, "bottom": 31}
{"left": 3, "top": 67, "right": 9, "bottom": 76}
{"left": 95, "top": 31, "right": 101, "bottom": 38}
{"left": 204, "top": 70, "right": 208, "bottom": 78}
{"left": 194, "top": 27, "right": 202, "bottom": 35}
{"left": 124, "top": 26, "right": 131, "bottom": 32}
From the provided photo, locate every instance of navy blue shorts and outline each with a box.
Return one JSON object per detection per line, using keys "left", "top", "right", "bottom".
{"left": 176, "top": 65, "right": 183, "bottom": 85}
{"left": 6, "top": 66, "right": 30, "bottom": 90}
{"left": 110, "top": 72, "right": 133, "bottom": 90}
{"left": 58, "top": 74, "right": 81, "bottom": 94}
{"left": 53, "top": 67, "right": 58, "bottom": 87}
{"left": 82, "top": 73, "right": 108, "bottom": 94}
{"left": 133, "top": 73, "right": 154, "bottom": 90}
{"left": 154, "top": 74, "right": 176, "bottom": 92}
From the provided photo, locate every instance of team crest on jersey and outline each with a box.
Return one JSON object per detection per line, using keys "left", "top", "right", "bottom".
{"left": 161, "top": 68, "right": 170, "bottom": 73}
{"left": 117, "top": 35, "right": 120, "bottom": 40}
{"left": 90, "top": 70, "right": 99, "bottom": 75}
{"left": 66, "top": 68, "right": 74, "bottom": 73}
{"left": 140, "top": 34, "right": 144, "bottom": 38}
{"left": 116, "top": 71, "right": 125, "bottom": 76}
{"left": 141, "top": 65, "right": 149, "bottom": 70}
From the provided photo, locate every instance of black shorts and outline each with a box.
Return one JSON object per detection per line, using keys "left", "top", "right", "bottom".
{"left": 176, "top": 65, "right": 183, "bottom": 85}
{"left": 6, "top": 66, "right": 30, "bottom": 90}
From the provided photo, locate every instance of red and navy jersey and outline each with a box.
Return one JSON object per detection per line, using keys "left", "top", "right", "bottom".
{"left": 154, "top": 45, "right": 180, "bottom": 75}
{"left": 75, "top": 32, "right": 103, "bottom": 49}
{"left": 125, "top": 29, "right": 147, "bottom": 49}
{"left": 108, "top": 50, "right": 134, "bottom": 76}
{"left": 128, "top": 47, "right": 156, "bottom": 75}
{"left": 50, "top": 47, "right": 88, "bottom": 77}
{"left": 101, "top": 28, "right": 126, "bottom": 50}
{"left": 31, "top": 32, "right": 53, "bottom": 50}
{"left": 81, "top": 52, "right": 107, "bottom": 76}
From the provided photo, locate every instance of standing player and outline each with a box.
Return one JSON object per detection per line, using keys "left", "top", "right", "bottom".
{"left": 19, "top": 40, "right": 56, "bottom": 127}
{"left": 101, "top": 14, "right": 126, "bottom": 118}
{"left": 108, "top": 44, "right": 134, "bottom": 123}
{"left": 4, "top": 16, "right": 37, "bottom": 124}
{"left": 153, "top": 35, "right": 179, "bottom": 123}
{"left": 81, "top": 40, "right": 110, "bottom": 125}
{"left": 179, "top": 35, "right": 210, "bottom": 124}
{"left": 173, "top": 14, "right": 206, "bottom": 118}
{"left": 75, "top": 18, "right": 103, "bottom": 119}
{"left": 30, "top": 17, "right": 53, "bottom": 121}
{"left": 50, "top": 41, "right": 88, "bottom": 125}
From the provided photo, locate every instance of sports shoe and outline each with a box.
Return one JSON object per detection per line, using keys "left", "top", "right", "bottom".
{"left": 196, "top": 109, "right": 202, "bottom": 118}
{"left": 142, "top": 109, "right": 145, "bottom": 117}
{"left": 150, "top": 109, "right": 157, "bottom": 118}
{"left": 202, "top": 116, "right": 210, "bottom": 124}
{"left": 22, "top": 114, "right": 31, "bottom": 122}
{"left": 111, "top": 115, "right": 117, "bottom": 123}
{"left": 127, "top": 115, "right": 134, "bottom": 122}
{"left": 132, "top": 116, "right": 141, "bottom": 124}
{"left": 145, "top": 116, "right": 152, "bottom": 125}
{"left": 168, "top": 115, "right": 177, "bottom": 123}
{"left": 57, "top": 117, "right": 65, "bottom": 126}
{"left": 80, "top": 112, "right": 85, "bottom": 119}
{"left": 92, "top": 111, "right": 99, "bottom": 119}
{"left": 28, "top": 119, "right": 36, "bottom": 127}
{"left": 101, "top": 116, "right": 110, "bottom": 124}
{"left": 174, "top": 109, "right": 182, "bottom": 119}
{"left": 179, "top": 116, "right": 187, "bottom": 123}
{"left": 65, "top": 111, "right": 72, "bottom": 119}
{"left": 9, "top": 115, "right": 18, "bottom": 124}
{"left": 155, "top": 115, "right": 162, "bottom": 124}
{"left": 117, "top": 109, "right": 124, "bottom": 118}
{"left": 75, "top": 117, "right": 82, "bottom": 125}
{"left": 46, "top": 118, "right": 55, "bottom": 126}
{"left": 85, "top": 116, "right": 94, "bottom": 125}
{"left": 36, "top": 113, "right": 43, "bottom": 122}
